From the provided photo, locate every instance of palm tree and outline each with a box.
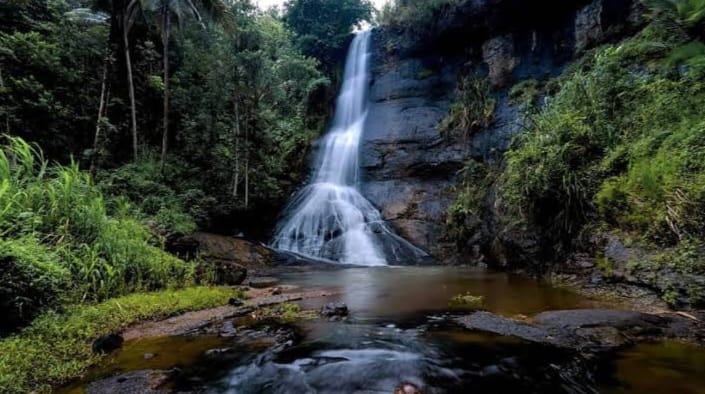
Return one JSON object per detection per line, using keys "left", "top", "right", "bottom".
{"left": 95, "top": 0, "right": 142, "bottom": 161}
{"left": 121, "top": 0, "right": 142, "bottom": 161}
{"left": 140, "top": 0, "right": 225, "bottom": 169}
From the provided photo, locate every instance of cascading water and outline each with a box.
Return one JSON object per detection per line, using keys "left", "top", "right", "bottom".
{"left": 272, "top": 30, "right": 427, "bottom": 266}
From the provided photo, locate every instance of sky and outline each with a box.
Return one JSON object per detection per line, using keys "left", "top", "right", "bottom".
{"left": 253, "top": 0, "right": 390, "bottom": 12}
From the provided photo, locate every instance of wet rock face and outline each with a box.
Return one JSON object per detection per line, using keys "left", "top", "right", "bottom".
{"left": 575, "top": 0, "right": 604, "bottom": 52}
{"left": 362, "top": 37, "right": 463, "bottom": 258}
{"left": 360, "top": 0, "right": 640, "bottom": 264}
{"left": 482, "top": 35, "right": 518, "bottom": 87}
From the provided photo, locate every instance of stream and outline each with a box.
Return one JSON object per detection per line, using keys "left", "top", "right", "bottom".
{"left": 62, "top": 267, "right": 705, "bottom": 394}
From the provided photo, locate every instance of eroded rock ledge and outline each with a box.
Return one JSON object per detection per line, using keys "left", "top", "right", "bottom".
{"left": 360, "top": 0, "right": 642, "bottom": 260}
{"left": 455, "top": 309, "right": 704, "bottom": 350}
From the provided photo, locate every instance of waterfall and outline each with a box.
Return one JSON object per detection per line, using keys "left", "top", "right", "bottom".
{"left": 271, "top": 30, "right": 428, "bottom": 266}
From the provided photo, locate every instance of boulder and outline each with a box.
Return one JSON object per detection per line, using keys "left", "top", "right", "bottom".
{"left": 455, "top": 311, "right": 574, "bottom": 348}
{"left": 395, "top": 382, "right": 423, "bottom": 394}
{"left": 196, "top": 258, "right": 247, "bottom": 286}
{"left": 92, "top": 333, "right": 124, "bottom": 354}
{"left": 175, "top": 232, "right": 276, "bottom": 285}
{"left": 320, "top": 302, "right": 349, "bottom": 318}
{"left": 455, "top": 309, "right": 704, "bottom": 351}
{"left": 247, "top": 276, "right": 279, "bottom": 289}
{"left": 190, "top": 232, "right": 273, "bottom": 269}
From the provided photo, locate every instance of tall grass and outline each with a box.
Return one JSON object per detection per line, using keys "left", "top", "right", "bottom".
{"left": 0, "top": 136, "right": 193, "bottom": 329}
{"left": 439, "top": 77, "right": 496, "bottom": 142}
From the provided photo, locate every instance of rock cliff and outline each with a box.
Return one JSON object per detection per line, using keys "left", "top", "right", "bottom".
{"left": 361, "top": 0, "right": 642, "bottom": 261}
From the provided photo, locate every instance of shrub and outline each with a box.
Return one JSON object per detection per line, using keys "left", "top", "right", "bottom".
{"left": 96, "top": 156, "right": 202, "bottom": 235}
{"left": 0, "top": 237, "right": 72, "bottom": 331}
{"left": 449, "top": 292, "right": 484, "bottom": 309}
{"left": 0, "top": 136, "right": 194, "bottom": 310}
{"left": 499, "top": 23, "right": 705, "bottom": 250}
{"left": 439, "top": 77, "right": 496, "bottom": 141}
{"left": 445, "top": 160, "right": 493, "bottom": 246}
{"left": 508, "top": 79, "right": 541, "bottom": 110}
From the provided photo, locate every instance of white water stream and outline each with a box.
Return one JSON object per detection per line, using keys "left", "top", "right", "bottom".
{"left": 272, "top": 31, "right": 426, "bottom": 265}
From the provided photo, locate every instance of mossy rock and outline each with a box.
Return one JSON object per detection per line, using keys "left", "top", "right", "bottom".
{"left": 449, "top": 292, "right": 485, "bottom": 309}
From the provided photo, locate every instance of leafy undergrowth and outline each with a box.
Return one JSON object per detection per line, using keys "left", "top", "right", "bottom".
{"left": 0, "top": 136, "right": 195, "bottom": 330}
{"left": 500, "top": 18, "right": 705, "bottom": 257}
{"left": 0, "top": 286, "right": 238, "bottom": 394}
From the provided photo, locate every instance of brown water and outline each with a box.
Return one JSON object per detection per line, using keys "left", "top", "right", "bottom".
{"left": 279, "top": 267, "right": 596, "bottom": 319}
{"left": 62, "top": 267, "right": 705, "bottom": 394}
{"left": 604, "top": 341, "right": 705, "bottom": 394}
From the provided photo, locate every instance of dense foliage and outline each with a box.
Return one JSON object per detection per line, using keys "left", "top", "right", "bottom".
{"left": 0, "top": 0, "right": 356, "bottom": 236}
{"left": 439, "top": 77, "right": 496, "bottom": 141}
{"left": 0, "top": 0, "right": 371, "bottom": 340}
{"left": 378, "top": 0, "right": 460, "bottom": 27}
{"left": 501, "top": 17, "right": 705, "bottom": 246}
{"left": 0, "top": 136, "right": 193, "bottom": 331}
{"left": 284, "top": 0, "right": 373, "bottom": 72}
{"left": 0, "top": 0, "right": 108, "bottom": 161}
{"left": 490, "top": 5, "right": 705, "bottom": 304}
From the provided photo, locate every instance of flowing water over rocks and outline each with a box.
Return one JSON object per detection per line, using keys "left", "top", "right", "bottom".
{"left": 272, "top": 31, "right": 428, "bottom": 266}
{"left": 60, "top": 267, "right": 705, "bottom": 394}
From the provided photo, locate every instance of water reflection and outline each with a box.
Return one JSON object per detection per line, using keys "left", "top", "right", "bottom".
{"left": 605, "top": 341, "right": 705, "bottom": 394}
{"left": 60, "top": 267, "right": 705, "bottom": 394}
{"left": 282, "top": 266, "right": 594, "bottom": 321}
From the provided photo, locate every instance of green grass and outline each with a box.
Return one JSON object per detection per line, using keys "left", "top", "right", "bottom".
{"left": 0, "top": 286, "right": 239, "bottom": 394}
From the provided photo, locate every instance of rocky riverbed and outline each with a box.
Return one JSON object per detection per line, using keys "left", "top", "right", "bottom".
{"left": 59, "top": 266, "right": 705, "bottom": 394}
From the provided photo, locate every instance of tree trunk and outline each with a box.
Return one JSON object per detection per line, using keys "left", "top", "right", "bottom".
{"left": 0, "top": 67, "right": 9, "bottom": 133}
{"left": 160, "top": 4, "right": 171, "bottom": 170}
{"left": 232, "top": 98, "right": 240, "bottom": 198}
{"left": 244, "top": 113, "right": 249, "bottom": 209}
{"left": 123, "top": 27, "right": 138, "bottom": 161}
{"left": 90, "top": 55, "right": 109, "bottom": 174}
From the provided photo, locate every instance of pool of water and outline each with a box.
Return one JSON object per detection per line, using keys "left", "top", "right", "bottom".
{"left": 62, "top": 267, "right": 705, "bottom": 394}
{"left": 278, "top": 266, "right": 597, "bottom": 320}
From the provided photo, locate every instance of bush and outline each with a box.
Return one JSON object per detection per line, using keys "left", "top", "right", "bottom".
{"left": 0, "top": 237, "right": 72, "bottom": 331}
{"left": 97, "top": 156, "right": 202, "bottom": 235}
{"left": 499, "top": 20, "right": 705, "bottom": 254}
{"left": 439, "top": 77, "right": 496, "bottom": 141}
{"left": 0, "top": 136, "right": 194, "bottom": 312}
{"left": 445, "top": 160, "right": 493, "bottom": 246}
